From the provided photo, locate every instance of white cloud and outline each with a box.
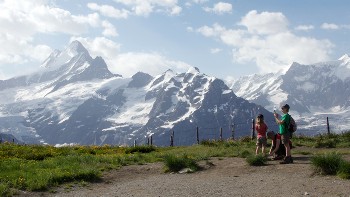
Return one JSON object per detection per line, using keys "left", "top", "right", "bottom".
{"left": 87, "top": 3, "right": 130, "bottom": 19}
{"left": 112, "top": 52, "right": 192, "bottom": 77}
{"left": 0, "top": 37, "right": 52, "bottom": 77}
{"left": 224, "top": 75, "right": 236, "bottom": 86}
{"left": 113, "top": 0, "right": 181, "bottom": 16}
{"left": 240, "top": 10, "right": 288, "bottom": 35}
{"left": 203, "top": 2, "right": 232, "bottom": 15}
{"left": 295, "top": 25, "right": 314, "bottom": 31}
{"left": 341, "top": 25, "right": 350, "bottom": 29}
{"left": 192, "top": 0, "right": 209, "bottom": 3}
{"left": 71, "top": 37, "right": 191, "bottom": 77}
{"left": 197, "top": 23, "right": 225, "bottom": 37}
{"left": 196, "top": 11, "right": 333, "bottom": 74}
{"left": 102, "top": 21, "right": 118, "bottom": 37}
{"left": 210, "top": 48, "right": 222, "bottom": 54}
{"left": 197, "top": 26, "right": 217, "bottom": 37}
{"left": 320, "top": 23, "right": 350, "bottom": 30}
{"left": 185, "top": 0, "right": 209, "bottom": 7}
{"left": 71, "top": 36, "right": 121, "bottom": 62}
{"left": 321, "top": 23, "right": 339, "bottom": 30}
{"left": 186, "top": 26, "right": 194, "bottom": 32}
{"left": 170, "top": 5, "right": 182, "bottom": 15}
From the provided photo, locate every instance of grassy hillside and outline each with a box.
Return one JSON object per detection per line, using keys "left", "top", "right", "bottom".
{"left": 0, "top": 132, "right": 349, "bottom": 196}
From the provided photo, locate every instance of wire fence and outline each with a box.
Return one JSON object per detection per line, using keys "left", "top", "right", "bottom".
{"left": 1, "top": 116, "right": 349, "bottom": 147}
{"left": 138, "top": 116, "right": 350, "bottom": 147}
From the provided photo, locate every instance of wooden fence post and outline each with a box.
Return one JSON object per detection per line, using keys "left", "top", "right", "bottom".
{"left": 134, "top": 140, "right": 137, "bottom": 147}
{"left": 196, "top": 127, "right": 199, "bottom": 144}
{"left": 231, "top": 123, "right": 235, "bottom": 140}
{"left": 150, "top": 135, "right": 153, "bottom": 146}
{"left": 170, "top": 130, "right": 174, "bottom": 147}
{"left": 327, "top": 117, "right": 330, "bottom": 135}
{"left": 220, "top": 127, "right": 223, "bottom": 141}
{"left": 147, "top": 137, "right": 150, "bottom": 146}
{"left": 251, "top": 118, "right": 255, "bottom": 140}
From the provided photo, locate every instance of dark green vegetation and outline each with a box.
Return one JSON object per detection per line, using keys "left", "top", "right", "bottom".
{"left": 246, "top": 154, "right": 267, "bottom": 166}
{"left": 163, "top": 154, "right": 200, "bottom": 172}
{"left": 0, "top": 132, "right": 349, "bottom": 196}
{"left": 311, "top": 153, "right": 350, "bottom": 179}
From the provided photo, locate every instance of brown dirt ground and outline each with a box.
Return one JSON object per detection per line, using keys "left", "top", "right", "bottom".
{"left": 18, "top": 153, "right": 350, "bottom": 197}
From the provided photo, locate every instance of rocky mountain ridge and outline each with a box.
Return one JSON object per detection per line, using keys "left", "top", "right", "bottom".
{"left": 0, "top": 41, "right": 274, "bottom": 146}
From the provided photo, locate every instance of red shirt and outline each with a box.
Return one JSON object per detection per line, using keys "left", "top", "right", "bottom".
{"left": 275, "top": 133, "right": 281, "bottom": 140}
{"left": 255, "top": 123, "right": 268, "bottom": 138}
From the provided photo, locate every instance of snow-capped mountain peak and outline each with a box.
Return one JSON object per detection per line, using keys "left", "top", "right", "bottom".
{"left": 317, "top": 54, "right": 350, "bottom": 81}
{"left": 339, "top": 54, "right": 350, "bottom": 62}
{"left": 186, "top": 67, "right": 200, "bottom": 75}
{"left": 66, "top": 40, "right": 89, "bottom": 56}
{"left": 232, "top": 56, "right": 350, "bottom": 134}
{"left": 1, "top": 39, "right": 273, "bottom": 146}
{"left": 41, "top": 40, "right": 91, "bottom": 70}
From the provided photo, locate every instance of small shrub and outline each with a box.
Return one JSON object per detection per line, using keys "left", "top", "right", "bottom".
{"left": 163, "top": 154, "right": 200, "bottom": 173}
{"left": 238, "top": 150, "right": 251, "bottom": 158}
{"left": 340, "top": 131, "right": 350, "bottom": 141}
{"left": 246, "top": 155, "right": 267, "bottom": 166}
{"left": 311, "top": 153, "right": 343, "bottom": 175}
{"left": 337, "top": 161, "right": 350, "bottom": 179}
{"left": 314, "top": 138, "right": 338, "bottom": 148}
{"left": 0, "top": 183, "right": 12, "bottom": 197}
{"left": 200, "top": 140, "right": 218, "bottom": 147}
{"left": 223, "top": 140, "right": 238, "bottom": 148}
{"left": 125, "top": 146, "right": 156, "bottom": 154}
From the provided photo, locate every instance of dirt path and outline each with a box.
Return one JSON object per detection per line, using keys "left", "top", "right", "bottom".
{"left": 20, "top": 155, "right": 350, "bottom": 197}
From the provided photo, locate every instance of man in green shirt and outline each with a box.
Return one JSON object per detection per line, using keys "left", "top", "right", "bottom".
{"left": 274, "top": 104, "right": 293, "bottom": 164}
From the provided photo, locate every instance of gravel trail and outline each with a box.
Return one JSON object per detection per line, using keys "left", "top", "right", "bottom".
{"left": 21, "top": 155, "right": 350, "bottom": 197}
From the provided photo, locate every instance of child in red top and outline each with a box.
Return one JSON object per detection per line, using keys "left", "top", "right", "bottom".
{"left": 255, "top": 114, "right": 268, "bottom": 155}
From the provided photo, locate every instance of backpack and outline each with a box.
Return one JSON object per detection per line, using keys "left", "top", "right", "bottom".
{"left": 288, "top": 115, "right": 297, "bottom": 133}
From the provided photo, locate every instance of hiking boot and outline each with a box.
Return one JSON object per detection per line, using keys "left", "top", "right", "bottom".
{"left": 279, "top": 156, "right": 293, "bottom": 164}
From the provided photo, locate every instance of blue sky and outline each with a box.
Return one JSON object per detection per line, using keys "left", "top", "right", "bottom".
{"left": 1, "top": 0, "right": 350, "bottom": 81}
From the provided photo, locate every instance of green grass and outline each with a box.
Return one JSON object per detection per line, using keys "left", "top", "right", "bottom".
{"left": 311, "top": 153, "right": 350, "bottom": 179}
{"left": 293, "top": 132, "right": 350, "bottom": 148}
{"left": 311, "top": 153, "right": 343, "bottom": 175}
{"left": 0, "top": 131, "right": 349, "bottom": 196}
{"left": 337, "top": 161, "right": 350, "bottom": 179}
{"left": 124, "top": 145, "right": 156, "bottom": 154}
{"left": 163, "top": 154, "right": 200, "bottom": 172}
{"left": 0, "top": 139, "right": 257, "bottom": 195}
{"left": 246, "top": 154, "right": 267, "bottom": 166}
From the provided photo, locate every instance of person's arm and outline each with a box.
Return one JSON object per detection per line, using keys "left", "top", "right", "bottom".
{"left": 274, "top": 114, "right": 285, "bottom": 125}
{"left": 269, "top": 140, "right": 275, "bottom": 155}
{"left": 270, "top": 139, "right": 280, "bottom": 155}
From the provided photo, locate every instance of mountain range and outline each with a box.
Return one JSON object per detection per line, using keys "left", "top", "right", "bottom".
{"left": 0, "top": 41, "right": 275, "bottom": 146}
{"left": 230, "top": 55, "right": 350, "bottom": 133}
{"left": 1, "top": 41, "right": 349, "bottom": 146}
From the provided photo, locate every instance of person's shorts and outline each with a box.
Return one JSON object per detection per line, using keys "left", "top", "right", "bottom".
{"left": 256, "top": 136, "right": 267, "bottom": 147}
{"left": 281, "top": 133, "right": 290, "bottom": 145}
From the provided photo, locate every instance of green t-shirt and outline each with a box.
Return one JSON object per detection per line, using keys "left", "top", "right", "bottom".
{"left": 279, "top": 113, "right": 290, "bottom": 135}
